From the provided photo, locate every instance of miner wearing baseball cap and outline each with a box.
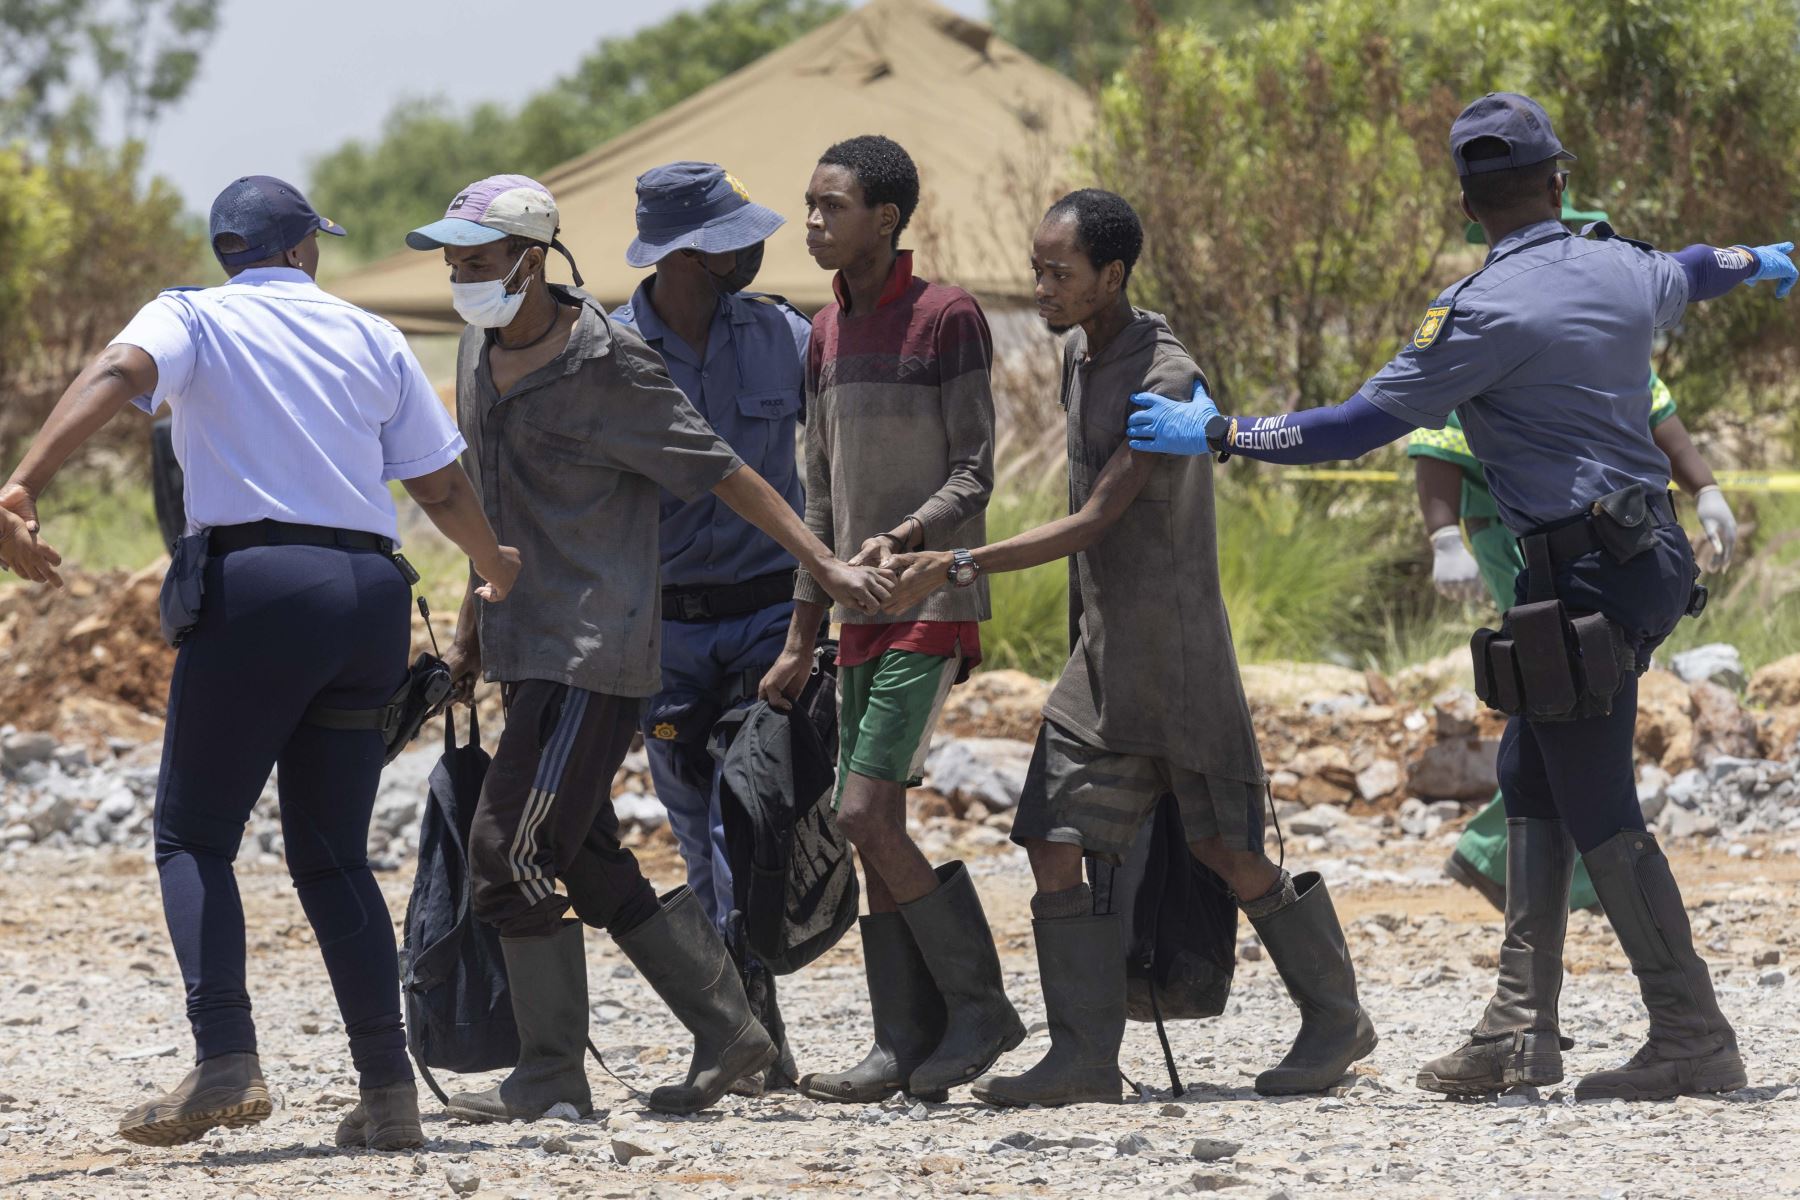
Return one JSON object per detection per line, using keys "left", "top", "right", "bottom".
{"left": 408, "top": 174, "right": 892, "bottom": 1123}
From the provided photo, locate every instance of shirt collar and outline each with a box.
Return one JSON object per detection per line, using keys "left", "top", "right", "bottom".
{"left": 226, "top": 267, "right": 314, "bottom": 286}
{"left": 551, "top": 285, "right": 615, "bottom": 372}
{"left": 831, "top": 250, "right": 914, "bottom": 313}
{"left": 1488, "top": 219, "right": 1568, "bottom": 260}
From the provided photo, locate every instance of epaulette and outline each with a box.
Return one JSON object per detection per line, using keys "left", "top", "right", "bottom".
{"left": 1580, "top": 221, "right": 1656, "bottom": 252}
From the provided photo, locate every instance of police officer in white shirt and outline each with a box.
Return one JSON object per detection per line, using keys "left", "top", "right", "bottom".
{"left": 0, "top": 175, "right": 521, "bottom": 1151}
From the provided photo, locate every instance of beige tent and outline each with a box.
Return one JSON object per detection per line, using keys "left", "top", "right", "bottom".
{"left": 329, "top": 0, "right": 1095, "bottom": 334}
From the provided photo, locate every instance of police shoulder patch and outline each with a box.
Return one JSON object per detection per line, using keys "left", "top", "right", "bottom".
{"left": 1414, "top": 304, "right": 1452, "bottom": 350}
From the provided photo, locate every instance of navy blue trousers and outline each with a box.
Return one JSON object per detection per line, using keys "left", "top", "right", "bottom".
{"left": 1498, "top": 523, "right": 1698, "bottom": 852}
{"left": 153, "top": 543, "right": 411, "bottom": 1087}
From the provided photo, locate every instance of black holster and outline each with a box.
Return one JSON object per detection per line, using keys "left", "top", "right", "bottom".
{"left": 304, "top": 652, "right": 453, "bottom": 764}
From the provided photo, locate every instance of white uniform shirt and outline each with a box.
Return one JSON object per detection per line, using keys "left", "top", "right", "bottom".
{"left": 112, "top": 267, "right": 463, "bottom": 542}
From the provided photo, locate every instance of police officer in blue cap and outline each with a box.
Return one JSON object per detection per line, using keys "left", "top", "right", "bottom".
{"left": 1124, "top": 93, "right": 1796, "bottom": 1102}
{"left": 0, "top": 175, "right": 520, "bottom": 1148}
{"left": 610, "top": 161, "right": 812, "bottom": 1093}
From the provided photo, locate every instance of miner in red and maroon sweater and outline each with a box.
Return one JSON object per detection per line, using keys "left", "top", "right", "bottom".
{"left": 758, "top": 135, "right": 1023, "bottom": 1104}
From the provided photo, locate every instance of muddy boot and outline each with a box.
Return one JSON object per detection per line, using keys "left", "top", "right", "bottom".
{"left": 1575, "top": 832, "right": 1747, "bottom": 1101}
{"left": 446, "top": 922, "right": 593, "bottom": 1122}
{"left": 973, "top": 914, "right": 1125, "bottom": 1108}
{"left": 1246, "top": 872, "right": 1379, "bottom": 1096}
{"left": 335, "top": 1081, "right": 424, "bottom": 1150}
{"left": 901, "top": 861, "right": 1027, "bottom": 1096}
{"left": 616, "top": 887, "right": 777, "bottom": 1114}
{"left": 729, "top": 963, "right": 799, "bottom": 1097}
{"left": 118, "top": 1051, "right": 272, "bottom": 1147}
{"left": 799, "top": 913, "right": 949, "bottom": 1104}
{"left": 1444, "top": 850, "right": 1507, "bottom": 913}
{"left": 1419, "top": 819, "right": 1575, "bottom": 1096}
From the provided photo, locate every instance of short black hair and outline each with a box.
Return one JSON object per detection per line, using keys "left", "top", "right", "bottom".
{"left": 1459, "top": 137, "right": 1560, "bottom": 217}
{"left": 1044, "top": 188, "right": 1143, "bottom": 285}
{"left": 818, "top": 134, "right": 920, "bottom": 248}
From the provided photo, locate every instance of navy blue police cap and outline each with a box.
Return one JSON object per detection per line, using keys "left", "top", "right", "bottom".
{"left": 1449, "top": 93, "right": 1577, "bottom": 177}
{"left": 625, "top": 161, "right": 785, "bottom": 268}
{"left": 209, "top": 175, "right": 346, "bottom": 267}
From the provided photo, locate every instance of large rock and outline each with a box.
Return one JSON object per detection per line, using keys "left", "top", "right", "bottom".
{"left": 1432, "top": 690, "right": 1481, "bottom": 739}
{"left": 1, "top": 730, "right": 58, "bottom": 771}
{"left": 1749, "top": 653, "right": 1800, "bottom": 709}
{"left": 1690, "top": 680, "right": 1758, "bottom": 766}
{"left": 1635, "top": 669, "right": 1696, "bottom": 773}
{"left": 1407, "top": 738, "right": 1499, "bottom": 801}
{"left": 1239, "top": 662, "right": 1369, "bottom": 709}
{"left": 922, "top": 737, "right": 1032, "bottom": 813}
{"left": 937, "top": 670, "right": 1050, "bottom": 743}
{"left": 1758, "top": 706, "right": 1800, "bottom": 762}
{"left": 1670, "top": 644, "right": 1747, "bottom": 692}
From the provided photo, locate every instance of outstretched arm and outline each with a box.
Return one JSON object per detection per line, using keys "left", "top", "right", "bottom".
{"left": 1127, "top": 381, "right": 1411, "bottom": 463}
{"left": 1671, "top": 242, "right": 1791, "bottom": 302}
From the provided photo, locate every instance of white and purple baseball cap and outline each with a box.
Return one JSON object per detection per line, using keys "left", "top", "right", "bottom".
{"left": 408, "top": 173, "right": 584, "bottom": 283}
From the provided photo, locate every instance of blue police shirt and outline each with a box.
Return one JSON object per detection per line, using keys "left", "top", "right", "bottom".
{"left": 611, "top": 283, "right": 810, "bottom": 589}
{"left": 1360, "top": 219, "right": 1690, "bottom": 534}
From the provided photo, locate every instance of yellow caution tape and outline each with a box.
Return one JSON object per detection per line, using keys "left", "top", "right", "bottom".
{"left": 1281, "top": 468, "right": 1800, "bottom": 494}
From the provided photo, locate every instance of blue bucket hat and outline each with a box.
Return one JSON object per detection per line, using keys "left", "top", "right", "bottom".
{"left": 625, "top": 161, "right": 785, "bottom": 268}
{"left": 1449, "top": 92, "right": 1577, "bottom": 177}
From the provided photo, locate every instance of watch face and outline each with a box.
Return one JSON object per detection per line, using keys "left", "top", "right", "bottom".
{"left": 951, "top": 558, "right": 977, "bottom": 586}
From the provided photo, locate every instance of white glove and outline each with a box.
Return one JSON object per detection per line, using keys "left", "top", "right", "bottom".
{"left": 1430, "top": 525, "right": 1486, "bottom": 603}
{"left": 1693, "top": 484, "right": 1736, "bottom": 574}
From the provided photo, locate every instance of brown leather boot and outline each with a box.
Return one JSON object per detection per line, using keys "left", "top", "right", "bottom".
{"left": 335, "top": 1081, "right": 424, "bottom": 1150}
{"left": 118, "top": 1052, "right": 272, "bottom": 1147}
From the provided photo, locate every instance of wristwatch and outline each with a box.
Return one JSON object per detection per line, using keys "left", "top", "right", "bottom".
{"left": 948, "top": 548, "right": 981, "bottom": 588}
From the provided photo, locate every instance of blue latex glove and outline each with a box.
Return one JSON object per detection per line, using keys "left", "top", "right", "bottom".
{"left": 1127, "top": 379, "right": 1221, "bottom": 455}
{"left": 1745, "top": 241, "right": 1796, "bottom": 299}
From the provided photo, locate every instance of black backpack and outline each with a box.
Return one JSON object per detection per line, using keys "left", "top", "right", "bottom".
{"left": 1088, "top": 793, "right": 1238, "bottom": 1094}
{"left": 401, "top": 709, "right": 518, "bottom": 1102}
{"left": 713, "top": 642, "right": 859, "bottom": 975}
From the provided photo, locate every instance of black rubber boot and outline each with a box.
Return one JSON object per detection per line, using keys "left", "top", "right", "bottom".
{"left": 798, "top": 913, "right": 949, "bottom": 1104}
{"left": 118, "top": 1052, "right": 271, "bottom": 1147}
{"left": 446, "top": 921, "right": 593, "bottom": 1122}
{"left": 615, "top": 887, "right": 777, "bottom": 1114}
{"left": 1444, "top": 849, "right": 1507, "bottom": 913}
{"left": 900, "top": 861, "right": 1027, "bottom": 1096}
{"left": 729, "top": 963, "right": 799, "bottom": 1097}
{"left": 1419, "top": 819, "right": 1575, "bottom": 1096}
{"left": 335, "top": 1081, "right": 424, "bottom": 1150}
{"left": 1575, "top": 831, "right": 1746, "bottom": 1101}
{"left": 972, "top": 914, "right": 1126, "bottom": 1108}
{"left": 1246, "top": 871, "right": 1379, "bottom": 1095}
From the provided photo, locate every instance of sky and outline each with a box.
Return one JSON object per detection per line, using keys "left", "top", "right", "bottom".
{"left": 138, "top": 0, "right": 989, "bottom": 214}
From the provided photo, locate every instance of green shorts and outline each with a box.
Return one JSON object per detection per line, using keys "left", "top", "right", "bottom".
{"left": 835, "top": 649, "right": 963, "bottom": 801}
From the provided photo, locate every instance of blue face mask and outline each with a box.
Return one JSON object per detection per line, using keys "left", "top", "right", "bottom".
{"left": 451, "top": 250, "right": 533, "bottom": 328}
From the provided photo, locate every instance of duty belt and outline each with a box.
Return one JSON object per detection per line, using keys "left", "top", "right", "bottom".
{"left": 1523, "top": 490, "right": 1676, "bottom": 572}
{"left": 209, "top": 519, "right": 396, "bottom": 558}
{"left": 663, "top": 569, "right": 794, "bottom": 622}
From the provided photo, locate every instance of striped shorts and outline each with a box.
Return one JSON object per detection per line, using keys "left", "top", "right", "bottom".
{"left": 467, "top": 679, "right": 650, "bottom": 938}
{"left": 1011, "top": 718, "right": 1265, "bottom": 862}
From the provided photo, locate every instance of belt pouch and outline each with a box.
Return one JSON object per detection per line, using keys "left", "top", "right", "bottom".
{"left": 1489, "top": 639, "right": 1524, "bottom": 715}
{"left": 1590, "top": 486, "right": 1656, "bottom": 564}
{"left": 1505, "top": 599, "right": 1580, "bottom": 720}
{"left": 1569, "top": 612, "right": 1627, "bottom": 716}
{"left": 1470, "top": 627, "right": 1507, "bottom": 712}
{"left": 158, "top": 533, "right": 209, "bottom": 647}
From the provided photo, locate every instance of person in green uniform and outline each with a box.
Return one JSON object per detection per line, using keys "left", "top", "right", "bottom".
{"left": 1415, "top": 195, "right": 1739, "bottom": 914}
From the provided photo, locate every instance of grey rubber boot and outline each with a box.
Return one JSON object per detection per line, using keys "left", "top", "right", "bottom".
{"left": 118, "top": 1051, "right": 272, "bottom": 1147}
{"left": 1419, "top": 819, "right": 1576, "bottom": 1096}
{"left": 798, "top": 913, "right": 949, "bottom": 1104}
{"left": 729, "top": 964, "right": 799, "bottom": 1097}
{"left": 1246, "top": 872, "right": 1379, "bottom": 1096}
{"left": 900, "top": 861, "right": 1027, "bottom": 1096}
{"left": 972, "top": 914, "right": 1126, "bottom": 1108}
{"left": 615, "top": 887, "right": 777, "bottom": 1114}
{"left": 335, "top": 1081, "right": 424, "bottom": 1150}
{"left": 446, "top": 921, "right": 593, "bottom": 1122}
{"left": 1575, "top": 831, "right": 1747, "bottom": 1101}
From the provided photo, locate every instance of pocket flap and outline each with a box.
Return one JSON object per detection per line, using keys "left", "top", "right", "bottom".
{"left": 736, "top": 387, "right": 802, "bottom": 421}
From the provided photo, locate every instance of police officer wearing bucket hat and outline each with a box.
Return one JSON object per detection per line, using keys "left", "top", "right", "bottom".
{"left": 0, "top": 175, "right": 520, "bottom": 1149}
{"left": 1126, "top": 93, "right": 1796, "bottom": 1102}
{"left": 610, "top": 161, "right": 813, "bottom": 1094}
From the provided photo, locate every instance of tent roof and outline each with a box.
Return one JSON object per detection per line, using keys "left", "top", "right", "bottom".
{"left": 327, "top": 0, "right": 1094, "bottom": 334}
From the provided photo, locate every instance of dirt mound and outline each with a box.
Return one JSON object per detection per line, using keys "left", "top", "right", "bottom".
{"left": 0, "top": 563, "right": 173, "bottom": 747}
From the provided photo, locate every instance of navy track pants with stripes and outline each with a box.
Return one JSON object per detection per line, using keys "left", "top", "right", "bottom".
{"left": 468, "top": 680, "right": 659, "bottom": 940}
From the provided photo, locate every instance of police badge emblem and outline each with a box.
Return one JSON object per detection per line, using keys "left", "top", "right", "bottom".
{"left": 1414, "top": 304, "right": 1452, "bottom": 350}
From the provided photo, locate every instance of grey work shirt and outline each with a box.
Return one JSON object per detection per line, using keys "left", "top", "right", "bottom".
{"left": 456, "top": 286, "right": 744, "bottom": 696}
{"left": 1040, "top": 310, "right": 1266, "bottom": 785}
{"left": 1361, "top": 219, "right": 1691, "bottom": 534}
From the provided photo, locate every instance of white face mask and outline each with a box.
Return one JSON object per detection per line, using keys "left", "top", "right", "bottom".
{"left": 451, "top": 250, "right": 533, "bottom": 328}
